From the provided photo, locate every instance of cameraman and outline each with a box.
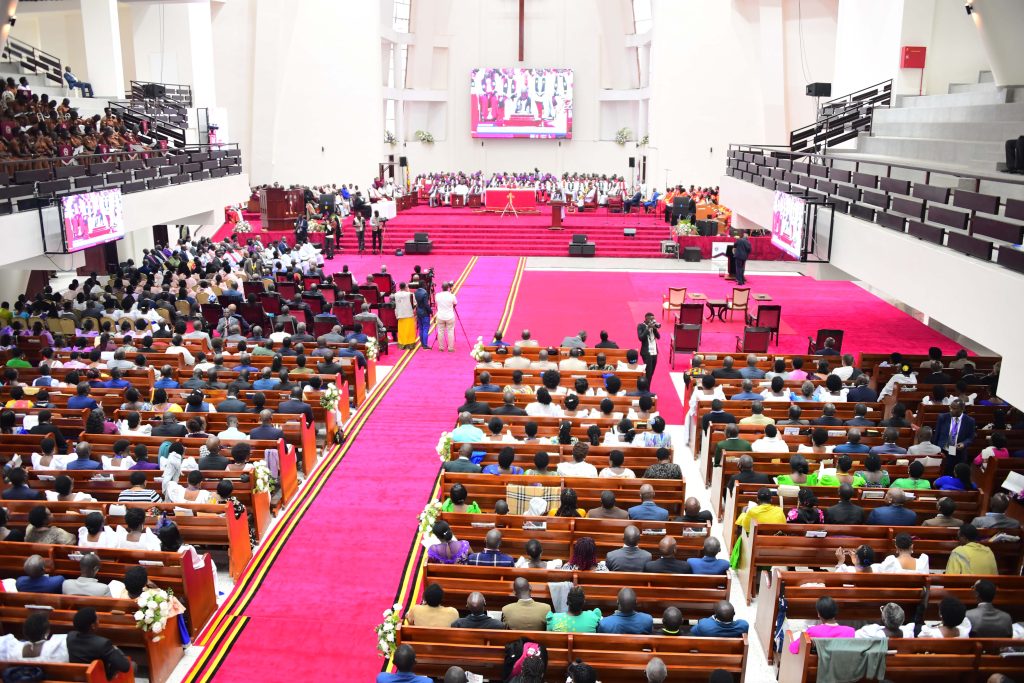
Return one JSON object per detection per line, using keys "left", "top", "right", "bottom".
{"left": 371, "top": 210, "right": 385, "bottom": 254}
{"left": 414, "top": 277, "right": 432, "bottom": 348}
{"left": 637, "top": 311, "right": 661, "bottom": 385}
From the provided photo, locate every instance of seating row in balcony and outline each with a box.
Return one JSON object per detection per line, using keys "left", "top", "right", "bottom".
{"left": 727, "top": 149, "right": 1024, "bottom": 275}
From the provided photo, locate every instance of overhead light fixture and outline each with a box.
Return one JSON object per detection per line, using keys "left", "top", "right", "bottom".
{"left": 964, "top": 3, "right": 973, "bottom": 15}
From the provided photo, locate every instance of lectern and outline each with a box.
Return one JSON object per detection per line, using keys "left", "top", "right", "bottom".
{"left": 550, "top": 200, "right": 565, "bottom": 229}
{"left": 259, "top": 187, "right": 305, "bottom": 234}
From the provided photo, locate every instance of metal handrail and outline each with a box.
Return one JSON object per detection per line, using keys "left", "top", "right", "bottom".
{"left": 129, "top": 80, "right": 193, "bottom": 107}
{"left": 0, "top": 143, "right": 240, "bottom": 177}
{"left": 790, "top": 80, "right": 892, "bottom": 154}
{"left": 0, "top": 36, "right": 63, "bottom": 85}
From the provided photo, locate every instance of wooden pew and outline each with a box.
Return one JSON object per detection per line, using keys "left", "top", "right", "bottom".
{"left": 755, "top": 570, "right": 1024, "bottom": 663}
{"left": 451, "top": 442, "right": 665, "bottom": 474}
{"left": 397, "top": 627, "right": 748, "bottom": 683}
{"left": 476, "top": 391, "right": 656, "bottom": 413}
{"left": 482, "top": 345, "right": 631, "bottom": 363}
{"left": 423, "top": 564, "right": 730, "bottom": 620}
{"left": 0, "top": 661, "right": 132, "bottom": 683}
{"left": 477, "top": 367, "right": 643, "bottom": 392}
{"left": 0, "top": 592, "right": 182, "bottom": 683}
{"left": 0, "top": 540, "right": 216, "bottom": 639}
{"left": 439, "top": 473, "right": 687, "bottom": 515}
{"left": 735, "top": 522, "right": 1024, "bottom": 603}
{"left": 779, "top": 634, "right": 1023, "bottom": 683}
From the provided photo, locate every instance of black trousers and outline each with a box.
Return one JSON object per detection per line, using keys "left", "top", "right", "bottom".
{"left": 372, "top": 230, "right": 383, "bottom": 252}
{"left": 1006, "top": 136, "right": 1024, "bottom": 172}
{"left": 356, "top": 231, "right": 365, "bottom": 252}
{"left": 641, "top": 350, "right": 657, "bottom": 384}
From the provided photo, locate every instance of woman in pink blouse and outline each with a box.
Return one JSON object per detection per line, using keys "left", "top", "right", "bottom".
{"left": 789, "top": 596, "right": 856, "bottom": 653}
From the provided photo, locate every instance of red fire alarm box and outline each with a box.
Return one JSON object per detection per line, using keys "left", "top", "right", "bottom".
{"left": 901, "top": 46, "right": 927, "bottom": 69}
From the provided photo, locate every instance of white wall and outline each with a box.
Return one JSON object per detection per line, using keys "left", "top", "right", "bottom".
{"left": 721, "top": 175, "right": 1024, "bottom": 408}
{"left": 832, "top": 0, "right": 904, "bottom": 96}
{"left": 781, "top": 0, "right": 837, "bottom": 130}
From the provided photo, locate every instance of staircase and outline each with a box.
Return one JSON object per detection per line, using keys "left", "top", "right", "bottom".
{"left": 847, "top": 71, "right": 1024, "bottom": 172}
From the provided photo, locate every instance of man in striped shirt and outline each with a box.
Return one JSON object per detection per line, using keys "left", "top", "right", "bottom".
{"left": 465, "top": 530, "right": 514, "bottom": 567}
{"left": 116, "top": 471, "right": 162, "bottom": 503}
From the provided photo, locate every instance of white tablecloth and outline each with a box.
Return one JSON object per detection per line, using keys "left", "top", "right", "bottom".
{"left": 376, "top": 199, "right": 397, "bottom": 220}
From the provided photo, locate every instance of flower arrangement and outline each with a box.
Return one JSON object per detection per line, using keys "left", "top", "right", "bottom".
{"left": 252, "top": 460, "right": 275, "bottom": 495}
{"left": 384, "top": 130, "right": 397, "bottom": 145}
{"left": 364, "top": 338, "right": 380, "bottom": 361}
{"left": 415, "top": 130, "right": 434, "bottom": 144}
{"left": 307, "top": 219, "right": 327, "bottom": 233}
{"left": 319, "top": 383, "right": 341, "bottom": 411}
{"left": 435, "top": 431, "right": 453, "bottom": 462}
{"left": 615, "top": 127, "right": 632, "bottom": 145}
{"left": 375, "top": 602, "right": 403, "bottom": 659}
{"left": 134, "top": 587, "right": 173, "bottom": 637}
{"left": 638, "top": 134, "right": 650, "bottom": 146}
{"left": 233, "top": 220, "right": 252, "bottom": 234}
{"left": 418, "top": 499, "right": 443, "bottom": 537}
{"left": 470, "top": 336, "right": 486, "bottom": 362}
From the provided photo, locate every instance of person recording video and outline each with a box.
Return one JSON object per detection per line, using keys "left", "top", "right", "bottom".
{"left": 637, "top": 311, "right": 660, "bottom": 385}
{"left": 414, "top": 277, "right": 432, "bottom": 348}
{"left": 371, "top": 210, "right": 386, "bottom": 255}
{"left": 435, "top": 281, "right": 458, "bottom": 353}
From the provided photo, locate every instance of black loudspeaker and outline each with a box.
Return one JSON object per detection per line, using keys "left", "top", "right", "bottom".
{"left": 623, "top": 228, "right": 636, "bottom": 237}
{"left": 628, "top": 157, "right": 636, "bottom": 168}
{"left": 399, "top": 156, "right": 408, "bottom": 167}
{"left": 414, "top": 232, "right": 429, "bottom": 242}
{"left": 143, "top": 83, "right": 166, "bottom": 99}
{"left": 805, "top": 82, "right": 832, "bottom": 97}
{"left": 572, "top": 234, "right": 588, "bottom": 244}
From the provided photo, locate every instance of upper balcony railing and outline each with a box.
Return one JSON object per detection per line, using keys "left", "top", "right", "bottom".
{"left": 0, "top": 36, "right": 63, "bottom": 86}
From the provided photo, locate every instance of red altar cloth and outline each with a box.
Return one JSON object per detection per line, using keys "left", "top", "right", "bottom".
{"left": 484, "top": 188, "right": 537, "bottom": 211}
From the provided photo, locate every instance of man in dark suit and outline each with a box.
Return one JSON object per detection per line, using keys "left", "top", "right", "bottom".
{"left": 637, "top": 312, "right": 660, "bottom": 385}
{"left": 215, "top": 387, "right": 247, "bottom": 414}
{"left": 711, "top": 356, "right": 744, "bottom": 380}
{"left": 935, "top": 399, "right": 976, "bottom": 472}
{"left": 316, "top": 351, "right": 343, "bottom": 375}
{"left": 152, "top": 413, "right": 188, "bottom": 438}
{"left": 726, "top": 454, "right": 773, "bottom": 494}
{"left": 733, "top": 233, "right": 752, "bottom": 286}
{"left": 250, "top": 410, "right": 285, "bottom": 441}
{"left": 197, "top": 437, "right": 230, "bottom": 470}
{"left": 457, "top": 388, "right": 492, "bottom": 415}
{"left": 844, "top": 402, "right": 876, "bottom": 427}
{"left": 922, "top": 361, "right": 952, "bottom": 385}
{"left": 701, "top": 399, "right": 736, "bottom": 434}
{"left": 278, "top": 387, "right": 315, "bottom": 425}
{"left": 492, "top": 391, "right": 527, "bottom": 416}
{"left": 845, "top": 377, "right": 878, "bottom": 404}
{"left": 643, "top": 536, "right": 691, "bottom": 574}
{"left": 28, "top": 410, "right": 67, "bottom": 454}
{"left": 67, "top": 607, "right": 133, "bottom": 678}
{"left": 442, "top": 443, "right": 483, "bottom": 473}
{"left": 966, "top": 580, "right": 1013, "bottom": 637}
{"left": 824, "top": 483, "right": 865, "bottom": 524}
{"left": 812, "top": 404, "right": 843, "bottom": 426}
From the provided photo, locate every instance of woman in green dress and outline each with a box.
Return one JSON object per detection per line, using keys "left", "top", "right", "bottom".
{"left": 775, "top": 454, "right": 810, "bottom": 486}
{"left": 545, "top": 586, "right": 601, "bottom": 632}
{"left": 441, "top": 483, "right": 482, "bottom": 513}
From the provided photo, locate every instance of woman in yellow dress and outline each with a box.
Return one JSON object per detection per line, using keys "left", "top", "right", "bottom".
{"left": 394, "top": 281, "right": 417, "bottom": 349}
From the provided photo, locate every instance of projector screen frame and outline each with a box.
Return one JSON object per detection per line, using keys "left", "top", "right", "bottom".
{"left": 57, "top": 187, "right": 127, "bottom": 254}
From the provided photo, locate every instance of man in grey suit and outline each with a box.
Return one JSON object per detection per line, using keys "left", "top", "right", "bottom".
{"left": 967, "top": 579, "right": 1013, "bottom": 637}
{"left": 62, "top": 553, "right": 111, "bottom": 597}
{"left": 605, "top": 526, "right": 652, "bottom": 572}
{"left": 318, "top": 325, "right": 347, "bottom": 344}
{"left": 442, "top": 443, "right": 482, "bottom": 473}
{"left": 970, "top": 493, "right": 1021, "bottom": 530}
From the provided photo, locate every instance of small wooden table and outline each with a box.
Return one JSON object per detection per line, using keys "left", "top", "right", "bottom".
{"left": 705, "top": 299, "right": 728, "bottom": 321}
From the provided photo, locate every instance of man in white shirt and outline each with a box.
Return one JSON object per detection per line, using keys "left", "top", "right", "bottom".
{"left": 751, "top": 424, "right": 791, "bottom": 453}
{"left": 504, "top": 346, "right": 532, "bottom": 369}
{"left": 558, "top": 348, "right": 588, "bottom": 371}
{"left": 164, "top": 335, "right": 195, "bottom": 365}
{"left": 530, "top": 349, "right": 558, "bottom": 371}
{"left": 830, "top": 354, "right": 859, "bottom": 382}
{"left": 217, "top": 416, "right": 249, "bottom": 441}
{"left": 434, "top": 282, "right": 458, "bottom": 352}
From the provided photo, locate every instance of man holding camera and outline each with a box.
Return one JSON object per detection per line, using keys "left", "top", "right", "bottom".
{"left": 637, "top": 312, "right": 660, "bottom": 385}
{"left": 371, "top": 210, "right": 385, "bottom": 254}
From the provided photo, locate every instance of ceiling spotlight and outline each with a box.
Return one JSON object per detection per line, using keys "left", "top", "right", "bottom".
{"left": 964, "top": 3, "right": 973, "bottom": 15}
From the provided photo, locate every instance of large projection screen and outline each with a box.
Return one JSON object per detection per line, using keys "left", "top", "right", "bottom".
{"left": 771, "top": 190, "right": 806, "bottom": 259}
{"left": 470, "top": 68, "right": 573, "bottom": 139}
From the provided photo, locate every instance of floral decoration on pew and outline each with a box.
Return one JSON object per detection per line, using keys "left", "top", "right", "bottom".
{"left": 470, "top": 336, "right": 486, "bottom": 362}
{"left": 252, "top": 460, "right": 275, "bottom": 495}
{"left": 233, "top": 220, "right": 252, "bottom": 234}
{"left": 319, "top": 383, "right": 341, "bottom": 412}
{"left": 365, "top": 338, "right": 380, "bottom": 361}
{"left": 435, "top": 432, "right": 452, "bottom": 461}
{"left": 134, "top": 587, "right": 173, "bottom": 639}
{"left": 418, "top": 500, "right": 443, "bottom": 537}
{"left": 375, "top": 602, "right": 403, "bottom": 658}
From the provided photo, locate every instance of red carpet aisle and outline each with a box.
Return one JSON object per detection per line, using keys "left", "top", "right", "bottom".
{"left": 187, "top": 257, "right": 524, "bottom": 682}
{"left": 504, "top": 271, "right": 961, "bottom": 425}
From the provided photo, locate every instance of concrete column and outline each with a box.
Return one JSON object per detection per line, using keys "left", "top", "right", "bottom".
{"left": 186, "top": 1, "right": 216, "bottom": 106}
{"left": 80, "top": 0, "right": 124, "bottom": 97}
{"left": 969, "top": 0, "right": 1024, "bottom": 86}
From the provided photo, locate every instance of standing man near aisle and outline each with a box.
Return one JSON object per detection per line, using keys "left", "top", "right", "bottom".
{"left": 435, "top": 282, "right": 458, "bottom": 352}
{"left": 371, "top": 211, "right": 385, "bottom": 254}
{"left": 415, "top": 280, "right": 432, "bottom": 348}
{"left": 637, "top": 312, "right": 660, "bottom": 386}
{"left": 733, "top": 232, "right": 752, "bottom": 286}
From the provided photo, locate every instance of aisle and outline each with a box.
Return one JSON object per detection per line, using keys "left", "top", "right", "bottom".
{"left": 186, "top": 257, "right": 524, "bottom": 682}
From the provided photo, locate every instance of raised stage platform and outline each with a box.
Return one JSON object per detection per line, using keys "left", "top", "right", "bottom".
{"left": 216, "top": 205, "right": 790, "bottom": 260}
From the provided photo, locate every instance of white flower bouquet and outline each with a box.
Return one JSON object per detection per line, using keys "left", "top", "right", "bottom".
{"left": 364, "top": 338, "right": 380, "bottom": 361}
{"left": 615, "top": 127, "right": 632, "bottom": 145}
{"left": 252, "top": 460, "right": 275, "bottom": 494}
{"left": 415, "top": 130, "right": 434, "bottom": 144}
{"left": 417, "top": 500, "right": 443, "bottom": 537}
{"left": 375, "top": 602, "right": 403, "bottom": 659}
{"left": 307, "top": 219, "right": 327, "bottom": 233}
{"left": 384, "top": 130, "right": 397, "bottom": 145}
{"left": 233, "top": 220, "right": 252, "bottom": 234}
{"left": 319, "top": 383, "right": 341, "bottom": 411}
{"left": 470, "top": 336, "right": 486, "bottom": 362}
{"left": 435, "top": 431, "right": 453, "bottom": 462}
{"left": 134, "top": 587, "right": 173, "bottom": 637}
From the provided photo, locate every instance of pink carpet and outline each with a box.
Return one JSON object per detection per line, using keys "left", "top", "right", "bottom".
{"left": 503, "top": 271, "right": 962, "bottom": 424}
{"left": 204, "top": 257, "right": 523, "bottom": 681}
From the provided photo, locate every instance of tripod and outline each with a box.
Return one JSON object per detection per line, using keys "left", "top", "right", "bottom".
{"left": 500, "top": 192, "right": 518, "bottom": 218}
